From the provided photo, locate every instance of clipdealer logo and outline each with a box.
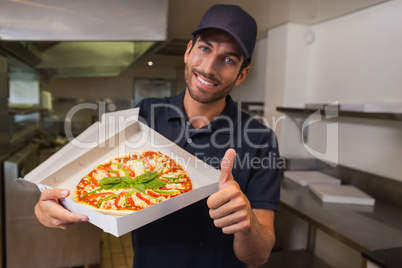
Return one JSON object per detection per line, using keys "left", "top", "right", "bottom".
{"left": 62, "top": 101, "right": 285, "bottom": 170}
{"left": 301, "top": 101, "right": 339, "bottom": 167}
{"left": 63, "top": 100, "right": 338, "bottom": 168}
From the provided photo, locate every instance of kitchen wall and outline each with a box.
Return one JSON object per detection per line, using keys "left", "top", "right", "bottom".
{"left": 262, "top": 1, "right": 402, "bottom": 267}
{"left": 42, "top": 67, "right": 181, "bottom": 101}
{"left": 264, "top": 0, "right": 402, "bottom": 183}
{"left": 230, "top": 37, "right": 268, "bottom": 103}
{"left": 41, "top": 64, "right": 185, "bottom": 133}
{"left": 307, "top": 0, "right": 402, "bottom": 183}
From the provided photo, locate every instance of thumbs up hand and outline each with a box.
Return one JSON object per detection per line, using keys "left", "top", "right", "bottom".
{"left": 218, "top": 148, "right": 236, "bottom": 190}
{"left": 207, "top": 148, "right": 253, "bottom": 234}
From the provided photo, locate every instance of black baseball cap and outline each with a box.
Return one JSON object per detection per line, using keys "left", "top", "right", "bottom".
{"left": 191, "top": 4, "right": 257, "bottom": 61}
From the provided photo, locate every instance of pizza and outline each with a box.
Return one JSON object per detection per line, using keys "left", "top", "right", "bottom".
{"left": 74, "top": 151, "right": 192, "bottom": 215}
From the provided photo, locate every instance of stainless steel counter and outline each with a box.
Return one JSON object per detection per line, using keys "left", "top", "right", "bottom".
{"left": 279, "top": 178, "right": 402, "bottom": 252}
{"left": 362, "top": 247, "right": 402, "bottom": 268}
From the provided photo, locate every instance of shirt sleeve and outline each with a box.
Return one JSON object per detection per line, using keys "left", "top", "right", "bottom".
{"left": 243, "top": 130, "right": 282, "bottom": 211}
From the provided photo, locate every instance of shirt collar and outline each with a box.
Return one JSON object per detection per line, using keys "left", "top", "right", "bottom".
{"left": 210, "top": 94, "right": 239, "bottom": 134}
{"left": 166, "top": 90, "right": 186, "bottom": 120}
{"left": 166, "top": 89, "right": 240, "bottom": 133}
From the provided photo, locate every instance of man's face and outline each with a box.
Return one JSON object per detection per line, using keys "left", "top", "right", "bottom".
{"left": 184, "top": 29, "right": 250, "bottom": 104}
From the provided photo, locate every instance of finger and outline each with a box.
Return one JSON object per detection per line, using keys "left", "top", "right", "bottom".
{"left": 209, "top": 188, "right": 246, "bottom": 217}
{"left": 49, "top": 203, "right": 88, "bottom": 224}
{"left": 207, "top": 182, "right": 241, "bottom": 210}
{"left": 40, "top": 188, "right": 70, "bottom": 201}
{"left": 37, "top": 189, "right": 89, "bottom": 227}
{"left": 213, "top": 209, "right": 249, "bottom": 231}
{"left": 35, "top": 198, "right": 88, "bottom": 228}
{"left": 221, "top": 219, "right": 251, "bottom": 234}
{"left": 219, "top": 148, "right": 236, "bottom": 190}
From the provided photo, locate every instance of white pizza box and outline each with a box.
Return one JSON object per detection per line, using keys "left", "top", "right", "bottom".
{"left": 339, "top": 103, "right": 402, "bottom": 113}
{"left": 363, "top": 103, "right": 402, "bottom": 113}
{"left": 309, "top": 184, "right": 375, "bottom": 206}
{"left": 339, "top": 103, "right": 365, "bottom": 112}
{"left": 284, "top": 171, "right": 341, "bottom": 186}
{"left": 23, "top": 108, "right": 221, "bottom": 237}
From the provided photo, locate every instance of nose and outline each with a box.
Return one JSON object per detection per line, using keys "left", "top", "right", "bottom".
{"left": 200, "top": 55, "right": 219, "bottom": 75}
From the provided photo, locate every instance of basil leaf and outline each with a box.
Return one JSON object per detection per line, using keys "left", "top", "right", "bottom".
{"left": 99, "top": 176, "right": 132, "bottom": 189}
{"left": 120, "top": 177, "right": 134, "bottom": 184}
{"left": 112, "top": 182, "right": 129, "bottom": 189}
{"left": 144, "top": 178, "right": 166, "bottom": 189}
{"left": 133, "top": 184, "right": 146, "bottom": 192}
{"left": 98, "top": 171, "right": 165, "bottom": 192}
{"left": 99, "top": 177, "right": 121, "bottom": 185}
{"left": 132, "top": 171, "right": 159, "bottom": 184}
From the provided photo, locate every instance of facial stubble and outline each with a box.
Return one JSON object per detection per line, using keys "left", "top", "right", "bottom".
{"left": 184, "top": 63, "right": 237, "bottom": 104}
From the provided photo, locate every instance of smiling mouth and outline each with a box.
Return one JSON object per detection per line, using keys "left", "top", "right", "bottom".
{"left": 196, "top": 73, "right": 218, "bottom": 87}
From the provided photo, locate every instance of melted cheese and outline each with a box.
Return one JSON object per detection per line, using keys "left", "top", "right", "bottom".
{"left": 75, "top": 151, "right": 192, "bottom": 214}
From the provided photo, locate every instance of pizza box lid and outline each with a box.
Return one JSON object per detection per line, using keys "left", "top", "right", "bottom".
{"left": 23, "top": 108, "right": 221, "bottom": 237}
{"left": 284, "top": 171, "right": 341, "bottom": 186}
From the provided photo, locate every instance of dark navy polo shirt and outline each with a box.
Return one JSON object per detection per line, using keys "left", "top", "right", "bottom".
{"left": 132, "top": 90, "right": 281, "bottom": 268}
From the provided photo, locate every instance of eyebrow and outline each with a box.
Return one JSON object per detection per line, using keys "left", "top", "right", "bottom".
{"left": 197, "top": 38, "right": 242, "bottom": 62}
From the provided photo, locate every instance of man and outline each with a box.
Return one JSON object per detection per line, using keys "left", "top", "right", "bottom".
{"left": 35, "top": 4, "right": 281, "bottom": 267}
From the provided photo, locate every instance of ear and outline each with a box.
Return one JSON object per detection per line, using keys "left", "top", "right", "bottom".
{"left": 234, "top": 66, "right": 250, "bottom": 86}
{"left": 184, "top": 40, "right": 193, "bottom": 64}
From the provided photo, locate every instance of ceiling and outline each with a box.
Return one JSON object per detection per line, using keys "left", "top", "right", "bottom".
{"left": 135, "top": 0, "right": 389, "bottom": 69}
{"left": 0, "top": 0, "right": 389, "bottom": 77}
{"left": 167, "top": 0, "right": 388, "bottom": 41}
{"left": 0, "top": 0, "right": 168, "bottom": 77}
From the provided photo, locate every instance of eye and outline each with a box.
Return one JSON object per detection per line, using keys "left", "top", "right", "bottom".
{"left": 200, "top": 46, "right": 210, "bottom": 52}
{"left": 225, "top": 57, "right": 235, "bottom": 65}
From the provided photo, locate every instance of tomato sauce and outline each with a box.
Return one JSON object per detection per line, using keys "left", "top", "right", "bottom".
{"left": 74, "top": 151, "right": 192, "bottom": 212}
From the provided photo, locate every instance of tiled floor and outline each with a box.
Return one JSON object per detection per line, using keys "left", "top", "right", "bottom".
{"left": 100, "top": 232, "right": 134, "bottom": 268}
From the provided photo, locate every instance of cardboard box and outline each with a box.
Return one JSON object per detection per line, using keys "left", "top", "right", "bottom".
{"left": 24, "top": 108, "right": 220, "bottom": 237}
{"left": 284, "top": 171, "right": 341, "bottom": 187}
{"left": 309, "top": 184, "right": 375, "bottom": 206}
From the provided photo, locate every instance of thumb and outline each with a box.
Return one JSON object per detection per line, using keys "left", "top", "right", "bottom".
{"left": 219, "top": 148, "right": 236, "bottom": 190}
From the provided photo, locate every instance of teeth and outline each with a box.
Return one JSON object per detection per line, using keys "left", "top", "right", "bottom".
{"left": 197, "top": 76, "right": 215, "bottom": 86}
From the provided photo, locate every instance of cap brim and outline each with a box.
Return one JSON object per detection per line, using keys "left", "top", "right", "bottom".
{"left": 191, "top": 27, "right": 250, "bottom": 60}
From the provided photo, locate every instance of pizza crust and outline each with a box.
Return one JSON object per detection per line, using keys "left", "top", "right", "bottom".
{"left": 76, "top": 201, "right": 136, "bottom": 216}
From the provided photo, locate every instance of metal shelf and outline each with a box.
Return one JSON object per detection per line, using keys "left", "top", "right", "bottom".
{"left": 276, "top": 106, "right": 402, "bottom": 143}
{"left": 262, "top": 249, "right": 334, "bottom": 268}
{"left": 8, "top": 107, "right": 45, "bottom": 115}
{"left": 276, "top": 107, "right": 402, "bottom": 121}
